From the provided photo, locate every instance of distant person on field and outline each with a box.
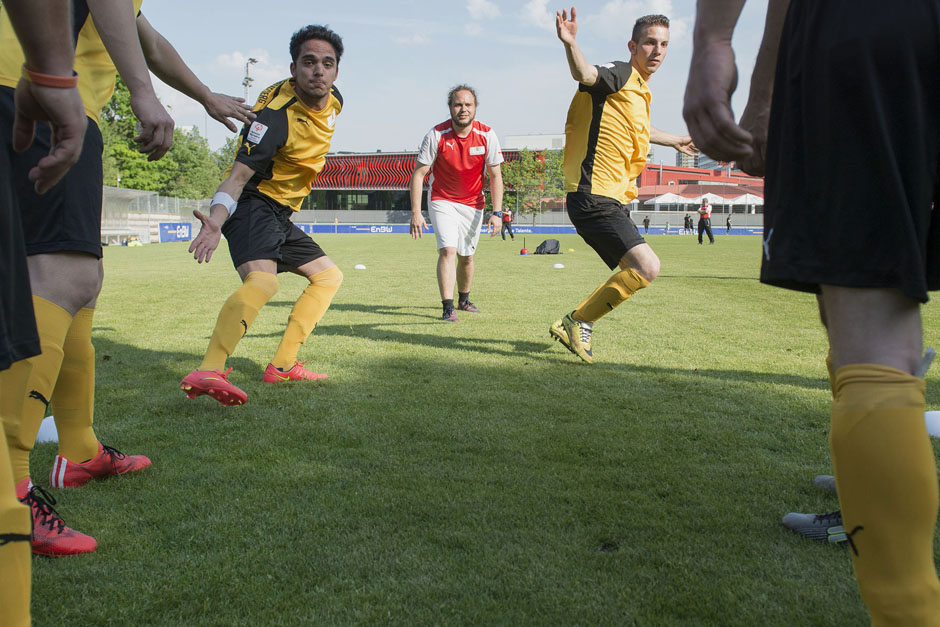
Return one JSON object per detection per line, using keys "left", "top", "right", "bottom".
{"left": 0, "top": 0, "right": 251, "bottom": 558}
{"left": 409, "top": 84, "right": 504, "bottom": 322}
{"left": 685, "top": 0, "right": 940, "bottom": 622}
{"left": 183, "top": 25, "right": 345, "bottom": 406}
{"left": 697, "top": 198, "right": 714, "bottom": 244}
{"left": 726, "top": 213, "right": 732, "bottom": 234}
{"left": 501, "top": 208, "right": 515, "bottom": 241}
{"left": 549, "top": 7, "right": 696, "bottom": 364}
{"left": 642, "top": 214, "right": 650, "bottom": 234}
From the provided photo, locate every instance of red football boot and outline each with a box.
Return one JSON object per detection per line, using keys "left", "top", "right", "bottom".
{"left": 262, "top": 361, "right": 328, "bottom": 383}
{"left": 16, "top": 478, "right": 97, "bottom": 556}
{"left": 49, "top": 441, "right": 152, "bottom": 488}
{"left": 180, "top": 367, "right": 247, "bottom": 406}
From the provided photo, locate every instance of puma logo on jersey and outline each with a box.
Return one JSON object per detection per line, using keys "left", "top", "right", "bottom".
{"left": 445, "top": 141, "right": 456, "bottom": 151}
{"left": 296, "top": 117, "right": 309, "bottom": 126}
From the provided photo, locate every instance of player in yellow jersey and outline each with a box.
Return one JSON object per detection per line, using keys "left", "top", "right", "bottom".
{"left": 549, "top": 7, "right": 696, "bottom": 364}
{"left": 0, "top": 0, "right": 253, "bottom": 557}
{"left": 182, "top": 25, "right": 346, "bottom": 407}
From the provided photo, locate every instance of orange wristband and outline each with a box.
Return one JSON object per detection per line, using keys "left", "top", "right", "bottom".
{"left": 21, "top": 64, "right": 78, "bottom": 89}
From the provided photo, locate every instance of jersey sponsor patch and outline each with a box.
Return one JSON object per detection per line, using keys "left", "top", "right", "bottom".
{"left": 602, "top": 62, "right": 615, "bottom": 68}
{"left": 247, "top": 122, "right": 269, "bottom": 143}
{"left": 469, "top": 146, "right": 485, "bottom": 155}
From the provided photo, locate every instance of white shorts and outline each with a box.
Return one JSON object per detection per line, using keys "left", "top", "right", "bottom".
{"left": 428, "top": 199, "right": 483, "bottom": 256}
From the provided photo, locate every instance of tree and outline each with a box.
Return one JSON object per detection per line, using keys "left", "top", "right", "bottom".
{"left": 213, "top": 136, "right": 240, "bottom": 180}
{"left": 100, "top": 75, "right": 229, "bottom": 198}
{"left": 501, "top": 149, "right": 564, "bottom": 218}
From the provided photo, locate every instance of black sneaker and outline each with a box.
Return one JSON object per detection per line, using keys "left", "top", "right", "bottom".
{"left": 457, "top": 300, "right": 479, "bottom": 313}
{"left": 781, "top": 510, "right": 846, "bottom": 544}
{"left": 442, "top": 308, "right": 458, "bottom": 322}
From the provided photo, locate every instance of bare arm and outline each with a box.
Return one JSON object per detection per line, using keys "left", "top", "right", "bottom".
{"left": 188, "top": 161, "right": 255, "bottom": 263}
{"left": 682, "top": 0, "right": 751, "bottom": 161}
{"left": 735, "top": 0, "right": 792, "bottom": 175}
{"left": 136, "top": 13, "right": 253, "bottom": 133}
{"left": 5, "top": 0, "right": 88, "bottom": 193}
{"left": 86, "top": 0, "right": 174, "bottom": 160}
{"left": 556, "top": 7, "right": 597, "bottom": 86}
{"left": 486, "top": 164, "right": 503, "bottom": 237}
{"left": 650, "top": 126, "right": 697, "bottom": 157}
{"left": 409, "top": 163, "right": 431, "bottom": 239}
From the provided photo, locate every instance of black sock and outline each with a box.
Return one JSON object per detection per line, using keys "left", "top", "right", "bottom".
{"left": 458, "top": 292, "right": 469, "bottom": 304}
{"left": 442, "top": 299, "right": 454, "bottom": 311}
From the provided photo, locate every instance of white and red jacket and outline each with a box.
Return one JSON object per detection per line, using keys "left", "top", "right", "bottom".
{"left": 417, "top": 119, "right": 503, "bottom": 210}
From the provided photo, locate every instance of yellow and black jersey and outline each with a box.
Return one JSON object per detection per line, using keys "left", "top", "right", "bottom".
{"left": 0, "top": 0, "right": 144, "bottom": 124}
{"left": 563, "top": 61, "right": 651, "bottom": 205}
{"left": 233, "top": 78, "right": 343, "bottom": 211}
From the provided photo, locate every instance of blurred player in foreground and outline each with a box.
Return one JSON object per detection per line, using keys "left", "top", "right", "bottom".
{"left": 685, "top": 0, "right": 940, "bottom": 622}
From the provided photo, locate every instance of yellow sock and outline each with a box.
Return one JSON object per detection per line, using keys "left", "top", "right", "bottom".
{"left": 200, "top": 272, "right": 278, "bottom": 372}
{"left": 0, "top": 296, "right": 72, "bottom": 483}
{"left": 573, "top": 267, "right": 649, "bottom": 323}
{"left": 51, "top": 308, "right": 100, "bottom": 463}
{"left": 0, "top": 440, "right": 30, "bottom": 627}
{"left": 830, "top": 364, "right": 940, "bottom": 625}
{"left": 271, "top": 265, "right": 343, "bottom": 370}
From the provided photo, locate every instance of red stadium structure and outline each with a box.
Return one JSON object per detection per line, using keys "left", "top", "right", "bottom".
{"left": 304, "top": 150, "right": 763, "bottom": 215}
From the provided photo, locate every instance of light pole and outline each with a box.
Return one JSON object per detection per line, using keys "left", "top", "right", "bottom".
{"left": 243, "top": 57, "right": 258, "bottom": 103}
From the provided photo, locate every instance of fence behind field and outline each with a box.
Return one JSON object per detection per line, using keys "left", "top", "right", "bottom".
{"left": 101, "top": 186, "right": 764, "bottom": 245}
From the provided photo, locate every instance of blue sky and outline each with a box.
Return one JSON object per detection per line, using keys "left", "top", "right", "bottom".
{"left": 143, "top": 0, "right": 769, "bottom": 164}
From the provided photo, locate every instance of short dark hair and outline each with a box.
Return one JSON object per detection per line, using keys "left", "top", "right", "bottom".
{"left": 447, "top": 84, "right": 478, "bottom": 108}
{"left": 290, "top": 25, "right": 344, "bottom": 63}
{"left": 631, "top": 14, "right": 669, "bottom": 43}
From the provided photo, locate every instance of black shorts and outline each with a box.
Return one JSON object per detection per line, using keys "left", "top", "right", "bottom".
{"left": 761, "top": 0, "right": 940, "bottom": 303}
{"left": 222, "top": 191, "right": 326, "bottom": 272}
{"left": 0, "top": 87, "right": 104, "bottom": 259}
{"left": 566, "top": 191, "right": 645, "bottom": 269}
{"left": 0, "top": 95, "right": 39, "bottom": 370}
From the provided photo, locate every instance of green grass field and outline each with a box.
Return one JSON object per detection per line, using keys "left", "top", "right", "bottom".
{"left": 27, "top": 232, "right": 940, "bottom": 625}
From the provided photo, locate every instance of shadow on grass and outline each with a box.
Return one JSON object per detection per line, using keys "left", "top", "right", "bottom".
{"left": 35, "top": 332, "right": 869, "bottom": 625}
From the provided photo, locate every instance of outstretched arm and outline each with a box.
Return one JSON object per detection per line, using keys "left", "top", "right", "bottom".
{"left": 86, "top": 0, "right": 174, "bottom": 161}
{"left": 556, "top": 6, "right": 597, "bottom": 86}
{"left": 189, "top": 161, "right": 254, "bottom": 264}
{"left": 650, "top": 126, "right": 697, "bottom": 157}
{"left": 136, "top": 12, "right": 254, "bottom": 133}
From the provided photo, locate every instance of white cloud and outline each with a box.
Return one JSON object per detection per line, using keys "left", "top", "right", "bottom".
{"left": 465, "top": 23, "right": 484, "bottom": 37}
{"left": 467, "top": 0, "right": 500, "bottom": 20}
{"left": 521, "top": 0, "right": 555, "bottom": 31}
{"left": 392, "top": 33, "right": 431, "bottom": 46}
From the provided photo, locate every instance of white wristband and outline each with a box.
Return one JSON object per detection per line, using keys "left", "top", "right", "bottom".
{"left": 212, "top": 191, "right": 238, "bottom": 217}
